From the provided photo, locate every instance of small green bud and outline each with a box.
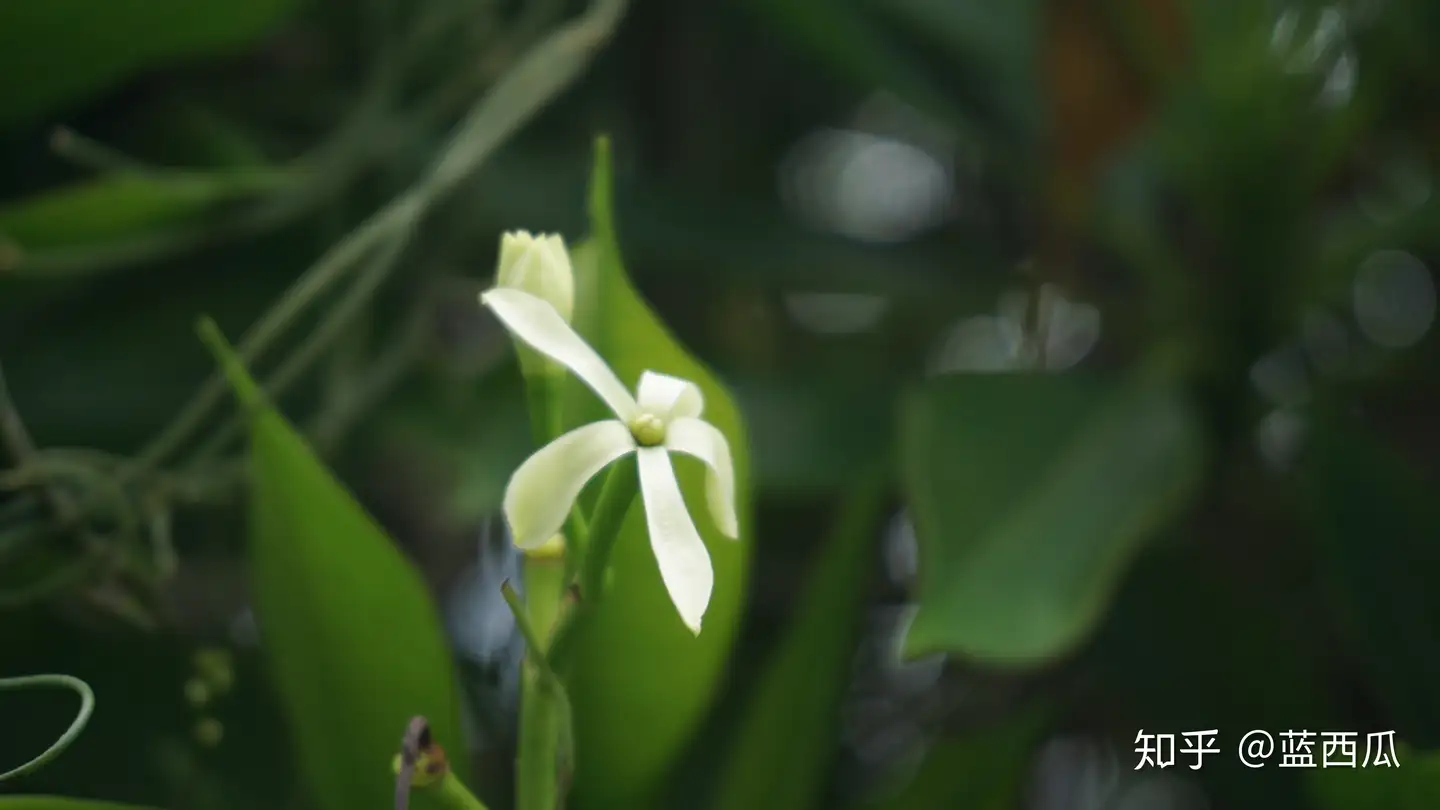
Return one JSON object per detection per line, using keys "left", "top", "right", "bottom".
{"left": 496, "top": 231, "right": 575, "bottom": 323}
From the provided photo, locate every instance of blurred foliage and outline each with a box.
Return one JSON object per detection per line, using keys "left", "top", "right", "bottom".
{"left": 2, "top": 0, "right": 1440, "bottom": 809}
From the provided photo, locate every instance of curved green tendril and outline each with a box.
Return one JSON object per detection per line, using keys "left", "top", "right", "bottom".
{"left": 0, "top": 674, "right": 95, "bottom": 781}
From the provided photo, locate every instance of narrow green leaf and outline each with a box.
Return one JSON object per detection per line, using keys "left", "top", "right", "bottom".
{"left": 0, "top": 0, "right": 300, "bottom": 128}
{"left": 0, "top": 171, "right": 290, "bottom": 254}
{"left": 899, "top": 374, "right": 1204, "bottom": 663}
{"left": 559, "top": 138, "right": 753, "bottom": 809}
{"left": 1304, "top": 418, "right": 1440, "bottom": 745}
{"left": 196, "top": 319, "right": 466, "bottom": 810}
{"left": 714, "top": 475, "right": 886, "bottom": 810}
{"left": 0, "top": 799, "right": 162, "bottom": 810}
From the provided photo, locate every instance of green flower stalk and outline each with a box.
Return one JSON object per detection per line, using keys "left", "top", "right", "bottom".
{"left": 490, "top": 230, "right": 579, "bottom": 810}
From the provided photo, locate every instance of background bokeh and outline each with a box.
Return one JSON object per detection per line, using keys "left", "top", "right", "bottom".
{"left": 3, "top": 1, "right": 1440, "bottom": 809}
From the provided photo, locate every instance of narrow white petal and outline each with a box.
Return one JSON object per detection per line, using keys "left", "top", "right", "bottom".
{"left": 503, "top": 421, "right": 635, "bottom": 549}
{"left": 635, "top": 370, "right": 704, "bottom": 419}
{"left": 481, "top": 288, "right": 637, "bottom": 419}
{"left": 664, "top": 417, "right": 739, "bottom": 539}
{"left": 636, "top": 446, "right": 713, "bottom": 634}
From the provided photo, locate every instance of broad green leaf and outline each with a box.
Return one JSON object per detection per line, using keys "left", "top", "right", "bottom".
{"left": 560, "top": 138, "right": 753, "bottom": 809}
{"left": 0, "top": 799, "right": 161, "bottom": 810}
{"left": 1304, "top": 418, "right": 1440, "bottom": 745}
{"left": 899, "top": 374, "right": 1204, "bottom": 663}
{"left": 197, "top": 320, "right": 466, "bottom": 810}
{"left": 0, "top": 170, "right": 290, "bottom": 257}
{"left": 861, "top": 709, "right": 1048, "bottom": 810}
{"left": 0, "top": 0, "right": 299, "bottom": 128}
{"left": 714, "top": 475, "right": 886, "bottom": 810}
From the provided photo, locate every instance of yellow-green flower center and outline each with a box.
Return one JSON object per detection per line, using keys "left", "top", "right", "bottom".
{"left": 629, "top": 412, "right": 667, "bottom": 447}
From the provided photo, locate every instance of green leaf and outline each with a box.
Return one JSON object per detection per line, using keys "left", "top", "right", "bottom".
{"left": 0, "top": 799, "right": 162, "bottom": 810}
{"left": 195, "top": 319, "right": 467, "bottom": 810}
{"left": 1304, "top": 418, "right": 1440, "bottom": 745}
{"left": 559, "top": 138, "right": 754, "bottom": 809}
{"left": 714, "top": 475, "right": 886, "bottom": 810}
{"left": 0, "top": 0, "right": 299, "bottom": 128}
{"left": 899, "top": 374, "right": 1205, "bottom": 663}
{"left": 0, "top": 170, "right": 290, "bottom": 261}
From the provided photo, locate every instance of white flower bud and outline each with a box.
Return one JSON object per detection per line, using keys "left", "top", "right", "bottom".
{"left": 496, "top": 231, "right": 575, "bottom": 323}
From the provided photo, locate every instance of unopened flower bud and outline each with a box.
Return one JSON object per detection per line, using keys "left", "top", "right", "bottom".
{"left": 496, "top": 231, "right": 574, "bottom": 323}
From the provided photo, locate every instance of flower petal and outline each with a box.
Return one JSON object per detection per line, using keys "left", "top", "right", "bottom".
{"left": 636, "top": 446, "right": 713, "bottom": 634}
{"left": 481, "top": 288, "right": 638, "bottom": 419}
{"left": 664, "top": 417, "right": 739, "bottom": 539}
{"left": 636, "top": 370, "right": 704, "bottom": 419}
{"left": 503, "top": 420, "right": 635, "bottom": 549}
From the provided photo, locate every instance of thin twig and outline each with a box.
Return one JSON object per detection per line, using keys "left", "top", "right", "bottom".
{"left": 0, "top": 674, "right": 95, "bottom": 781}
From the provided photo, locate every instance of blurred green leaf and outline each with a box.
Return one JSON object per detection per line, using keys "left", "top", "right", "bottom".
{"left": 0, "top": 170, "right": 289, "bottom": 259}
{"left": 197, "top": 319, "right": 466, "bottom": 810}
{"left": 714, "top": 475, "right": 885, "bottom": 810}
{"left": 1308, "top": 742, "right": 1440, "bottom": 809}
{"left": 1305, "top": 418, "right": 1440, "bottom": 745}
{"left": 559, "top": 138, "right": 753, "bottom": 810}
{"left": 899, "top": 374, "right": 1205, "bottom": 663}
{"left": 860, "top": 710, "right": 1048, "bottom": 810}
{"left": 0, "top": 0, "right": 299, "bottom": 128}
{"left": 0, "top": 799, "right": 161, "bottom": 810}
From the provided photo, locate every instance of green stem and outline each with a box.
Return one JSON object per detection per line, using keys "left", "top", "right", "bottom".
{"left": 0, "top": 674, "right": 95, "bottom": 781}
{"left": 577, "top": 453, "right": 638, "bottom": 602}
{"left": 514, "top": 559, "right": 565, "bottom": 810}
{"left": 433, "top": 773, "right": 490, "bottom": 810}
{"left": 515, "top": 367, "right": 574, "bottom": 810}
{"left": 396, "top": 771, "right": 489, "bottom": 810}
{"left": 548, "top": 454, "right": 639, "bottom": 675}
{"left": 507, "top": 453, "right": 637, "bottom": 806}
{"left": 522, "top": 367, "right": 589, "bottom": 556}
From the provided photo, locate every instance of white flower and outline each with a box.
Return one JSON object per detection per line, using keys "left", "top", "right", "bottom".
{"left": 480, "top": 287, "right": 739, "bottom": 633}
{"left": 496, "top": 231, "right": 575, "bottom": 323}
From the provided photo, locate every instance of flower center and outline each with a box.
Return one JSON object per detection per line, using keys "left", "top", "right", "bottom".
{"left": 629, "top": 412, "right": 667, "bottom": 447}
